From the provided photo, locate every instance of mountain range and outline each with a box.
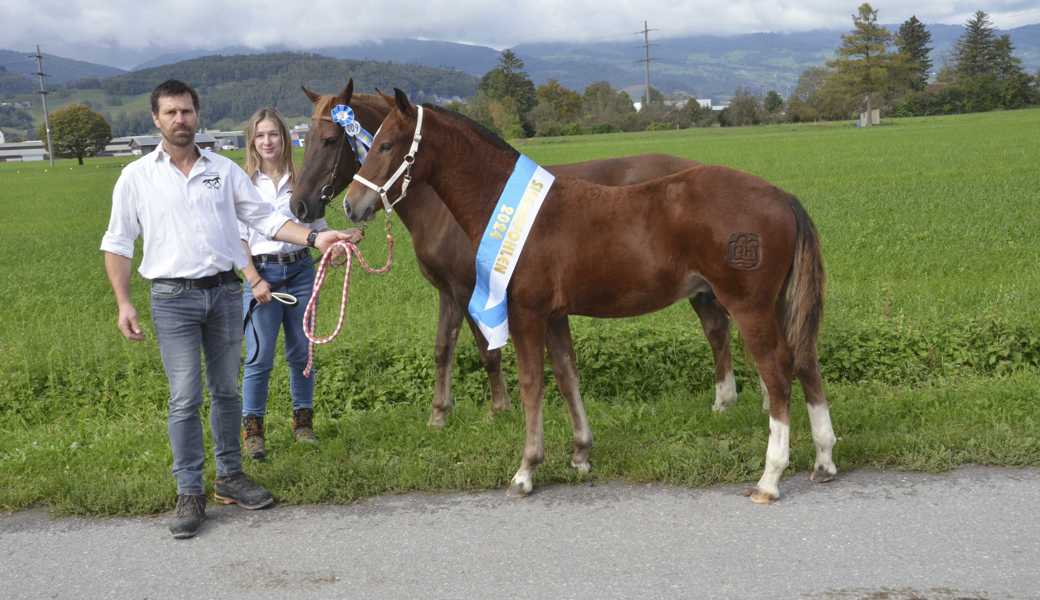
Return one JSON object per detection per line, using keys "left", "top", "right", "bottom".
{"left": 2, "top": 23, "right": 1038, "bottom": 102}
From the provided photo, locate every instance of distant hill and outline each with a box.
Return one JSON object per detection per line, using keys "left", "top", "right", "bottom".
{"left": 61, "top": 52, "right": 478, "bottom": 134}
{"left": 62, "top": 23, "right": 1040, "bottom": 103}
{"left": 134, "top": 39, "right": 502, "bottom": 76}
{"left": 0, "top": 49, "right": 124, "bottom": 93}
{"left": 514, "top": 24, "right": 1040, "bottom": 99}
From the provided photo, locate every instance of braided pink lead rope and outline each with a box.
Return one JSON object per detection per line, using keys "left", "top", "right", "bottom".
{"left": 302, "top": 220, "right": 394, "bottom": 377}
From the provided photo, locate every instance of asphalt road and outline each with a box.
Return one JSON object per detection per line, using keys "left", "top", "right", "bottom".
{"left": 1, "top": 466, "right": 1038, "bottom": 600}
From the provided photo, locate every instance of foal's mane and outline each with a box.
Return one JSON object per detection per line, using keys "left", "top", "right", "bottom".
{"left": 423, "top": 104, "right": 520, "bottom": 160}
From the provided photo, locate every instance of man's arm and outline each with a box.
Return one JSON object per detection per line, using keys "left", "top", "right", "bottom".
{"left": 273, "top": 221, "right": 362, "bottom": 253}
{"left": 104, "top": 252, "right": 145, "bottom": 341}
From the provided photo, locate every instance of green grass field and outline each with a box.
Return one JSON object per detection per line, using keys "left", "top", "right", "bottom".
{"left": 1, "top": 109, "right": 1038, "bottom": 514}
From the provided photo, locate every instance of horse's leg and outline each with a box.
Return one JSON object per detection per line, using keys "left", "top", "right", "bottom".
{"left": 730, "top": 306, "right": 794, "bottom": 504}
{"left": 546, "top": 315, "right": 592, "bottom": 472}
{"left": 797, "top": 352, "right": 837, "bottom": 483}
{"left": 690, "top": 293, "right": 736, "bottom": 412}
{"left": 759, "top": 377, "right": 770, "bottom": 413}
{"left": 463, "top": 314, "right": 510, "bottom": 413}
{"left": 429, "top": 289, "right": 463, "bottom": 428}
{"left": 507, "top": 309, "right": 548, "bottom": 497}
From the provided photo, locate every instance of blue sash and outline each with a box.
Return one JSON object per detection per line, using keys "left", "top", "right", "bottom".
{"left": 468, "top": 155, "right": 555, "bottom": 349}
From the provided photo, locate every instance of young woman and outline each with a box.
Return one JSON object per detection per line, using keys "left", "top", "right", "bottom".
{"left": 239, "top": 108, "right": 327, "bottom": 459}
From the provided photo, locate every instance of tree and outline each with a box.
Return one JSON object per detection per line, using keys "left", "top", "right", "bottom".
{"left": 828, "top": 3, "right": 897, "bottom": 117}
{"left": 895, "top": 16, "right": 933, "bottom": 91}
{"left": 39, "top": 104, "right": 112, "bottom": 165}
{"left": 992, "top": 35, "right": 1036, "bottom": 108}
{"left": 531, "top": 79, "right": 582, "bottom": 136}
{"left": 953, "top": 11, "right": 997, "bottom": 80}
{"left": 580, "top": 81, "right": 638, "bottom": 132}
{"left": 478, "top": 50, "right": 537, "bottom": 136}
{"left": 763, "top": 90, "right": 784, "bottom": 113}
{"left": 720, "top": 88, "right": 762, "bottom": 126}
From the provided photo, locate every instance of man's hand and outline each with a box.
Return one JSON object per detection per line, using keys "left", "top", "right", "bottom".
{"left": 117, "top": 302, "right": 145, "bottom": 341}
{"left": 314, "top": 228, "right": 363, "bottom": 254}
{"left": 251, "top": 278, "right": 273, "bottom": 304}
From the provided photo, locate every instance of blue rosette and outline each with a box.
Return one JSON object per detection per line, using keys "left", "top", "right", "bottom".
{"left": 330, "top": 104, "right": 375, "bottom": 162}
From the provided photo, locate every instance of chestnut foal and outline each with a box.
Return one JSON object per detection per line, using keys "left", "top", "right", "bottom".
{"left": 344, "top": 89, "right": 836, "bottom": 503}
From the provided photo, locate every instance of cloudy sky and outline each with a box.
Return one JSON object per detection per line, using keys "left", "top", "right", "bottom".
{"left": 4, "top": 0, "right": 1039, "bottom": 65}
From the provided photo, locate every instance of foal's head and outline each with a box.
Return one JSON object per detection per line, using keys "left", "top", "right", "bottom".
{"left": 289, "top": 80, "right": 362, "bottom": 223}
{"left": 344, "top": 89, "right": 429, "bottom": 223}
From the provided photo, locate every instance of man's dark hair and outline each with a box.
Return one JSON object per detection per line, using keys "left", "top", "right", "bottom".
{"left": 150, "top": 80, "right": 200, "bottom": 114}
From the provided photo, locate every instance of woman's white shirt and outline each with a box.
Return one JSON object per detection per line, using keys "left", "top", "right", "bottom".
{"left": 240, "top": 171, "right": 328, "bottom": 256}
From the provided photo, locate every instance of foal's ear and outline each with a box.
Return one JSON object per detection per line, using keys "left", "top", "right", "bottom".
{"left": 394, "top": 88, "right": 416, "bottom": 117}
{"left": 337, "top": 79, "right": 354, "bottom": 104}
{"left": 301, "top": 85, "right": 321, "bottom": 104}
{"left": 376, "top": 88, "right": 394, "bottom": 109}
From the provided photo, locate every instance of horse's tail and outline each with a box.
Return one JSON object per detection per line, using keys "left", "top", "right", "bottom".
{"left": 780, "top": 196, "right": 825, "bottom": 372}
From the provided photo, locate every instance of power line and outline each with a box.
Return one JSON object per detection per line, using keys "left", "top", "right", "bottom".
{"left": 635, "top": 21, "right": 658, "bottom": 108}
{"left": 30, "top": 45, "right": 55, "bottom": 166}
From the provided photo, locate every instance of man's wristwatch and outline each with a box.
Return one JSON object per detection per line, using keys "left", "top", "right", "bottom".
{"left": 306, "top": 230, "right": 319, "bottom": 248}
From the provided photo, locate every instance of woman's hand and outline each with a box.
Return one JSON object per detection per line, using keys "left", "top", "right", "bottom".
{"left": 251, "top": 278, "right": 273, "bottom": 304}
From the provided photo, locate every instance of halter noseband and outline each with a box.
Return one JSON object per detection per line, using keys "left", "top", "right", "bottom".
{"left": 351, "top": 106, "right": 424, "bottom": 214}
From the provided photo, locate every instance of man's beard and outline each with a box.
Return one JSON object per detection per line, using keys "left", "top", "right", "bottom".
{"left": 165, "top": 127, "right": 195, "bottom": 147}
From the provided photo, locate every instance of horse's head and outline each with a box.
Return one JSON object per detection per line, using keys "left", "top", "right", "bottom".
{"left": 290, "top": 80, "right": 362, "bottom": 222}
{"left": 345, "top": 88, "right": 427, "bottom": 224}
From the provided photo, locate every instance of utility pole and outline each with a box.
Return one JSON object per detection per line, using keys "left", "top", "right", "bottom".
{"left": 32, "top": 45, "right": 54, "bottom": 166}
{"left": 636, "top": 21, "right": 657, "bottom": 110}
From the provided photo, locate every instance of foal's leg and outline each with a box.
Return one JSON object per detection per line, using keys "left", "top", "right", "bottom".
{"left": 463, "top": 315, "right": 511, "bottom": 413}
{"left": 690, "top": 294, "right": 736, "bottom": 412}
{"left": 430, "top": 289, "right": 463, "bottom": 428}
{"left": 507, "top": 309, "right": 548, "bottom": 497}
{"left": 797, "top": 354, "right": 837, "bottom": 483}
{"left": 731, "top": 308, "right": 794, "bottom": 504}
{"left": 546, "top": 316, "right": 592, "bottom": 473}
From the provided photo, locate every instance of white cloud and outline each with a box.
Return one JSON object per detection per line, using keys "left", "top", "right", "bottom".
{"left": 2, "top": 0, "right": 1038, "bottom": 54}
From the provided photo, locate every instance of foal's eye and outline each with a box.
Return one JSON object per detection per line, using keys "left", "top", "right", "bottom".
{"left": 322, "top": 137, "right": 336, "bottom": 147}
{"left": 379, "top": 142, "right": 393, "bottom": 152}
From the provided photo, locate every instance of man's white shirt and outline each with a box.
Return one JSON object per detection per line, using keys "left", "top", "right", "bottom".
{"left": 239, "top": 171, "right": 327, "bottom": 257}
{"left": 100, "top": 145, "right": 290, "bottom": 279}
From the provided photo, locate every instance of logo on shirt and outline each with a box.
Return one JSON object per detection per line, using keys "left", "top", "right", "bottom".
{"left": 202, "top": 175, "right": 222, "bottom": 189}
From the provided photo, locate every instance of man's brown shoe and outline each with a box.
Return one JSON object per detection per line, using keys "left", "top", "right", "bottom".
{"left": 292, "top": 408, "right": 318, "bottom": 445}
{"left": 242, "top": 415, "right": 266, "bottom": 460}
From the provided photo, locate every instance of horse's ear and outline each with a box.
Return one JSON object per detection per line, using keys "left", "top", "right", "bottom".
{"left": 376, "top": 88, "right": 395, "bottom": 109}
{"left": 301, "top": 85, "right": 321, "bottom": 104}
{"left": 337, "top": 79, "right": 354, "bottom": 104}
{"left": 394, "top": 88, "right": 415, "bottom": 117}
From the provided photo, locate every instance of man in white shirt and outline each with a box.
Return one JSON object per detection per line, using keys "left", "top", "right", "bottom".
{"left": 100, "top": 80, "right": 361, "bottom": 539}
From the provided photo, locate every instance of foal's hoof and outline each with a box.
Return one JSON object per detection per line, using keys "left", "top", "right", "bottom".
{"left": 810, "top": 465, "right": 837, "bottom": 483}
{"left": 507, "top": 473, "right": 534, "bottom": 497}
{"left": 427, "top": 412, "right": 448, "bottom": 429}
{"left": 571, "top": 460, "right": 591, "bottom": 474}
{"left": 744, "top": 487, "right": 779, "bottom": 505}
{"left": 490, "top": 399, "right": 512, "bottom": 413}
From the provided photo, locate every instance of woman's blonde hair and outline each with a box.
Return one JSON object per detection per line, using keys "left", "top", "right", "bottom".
{"left": 244, "top": 108, "right": 294, "bottom": 182}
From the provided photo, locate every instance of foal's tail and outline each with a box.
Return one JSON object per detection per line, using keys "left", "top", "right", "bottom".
{"left": 781, "top": 196, "right": 825, "bottom": 372}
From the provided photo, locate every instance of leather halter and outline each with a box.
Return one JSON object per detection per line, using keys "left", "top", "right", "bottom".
{"left": 351, "top": 106, "right": 424, "bottom": 214}
{"left": 315, "top": 115, "right": 355, "bottom": 205}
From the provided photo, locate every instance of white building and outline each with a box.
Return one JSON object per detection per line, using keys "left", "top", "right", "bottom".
{"left": 0, "top": 140, "right": 48, "bottom": 163}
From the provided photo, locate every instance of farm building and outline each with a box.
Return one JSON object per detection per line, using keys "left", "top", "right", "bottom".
{"left": 0, "top": 140, "right": 48, "bottom": 163}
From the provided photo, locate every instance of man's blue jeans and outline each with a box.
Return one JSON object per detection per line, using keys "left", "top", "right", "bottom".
{"left": 242, "top": 256, "right": 316, "bottom": 417}
{"left": 150, "top": 279, "right": 244, "bottom": 496}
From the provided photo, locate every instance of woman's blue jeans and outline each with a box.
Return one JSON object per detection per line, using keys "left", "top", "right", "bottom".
{"left": 242, "top": 256, "right": 316, "bottom": 417}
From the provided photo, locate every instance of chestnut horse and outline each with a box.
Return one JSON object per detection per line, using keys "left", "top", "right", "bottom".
{"left": 291, "top": 82, "right": 740, "bottom": 427}
{"left": 344, "top": 89, "right": 837, "bottom": 503}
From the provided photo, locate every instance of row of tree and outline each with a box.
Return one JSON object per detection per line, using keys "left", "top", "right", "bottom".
{"left": 451, "top": 6, "right": 1039, "bottom": 137}
{"left": 788, "top": 5, "right": 1038, "bottom": 121}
